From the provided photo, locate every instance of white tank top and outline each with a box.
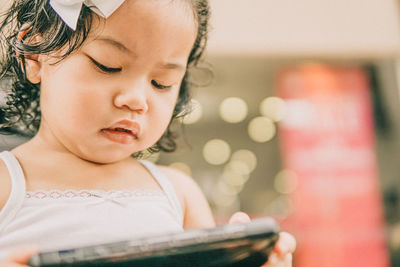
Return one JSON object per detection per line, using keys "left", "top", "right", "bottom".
{"left": 0, "top": 151, "right": 184, "bottom": 259}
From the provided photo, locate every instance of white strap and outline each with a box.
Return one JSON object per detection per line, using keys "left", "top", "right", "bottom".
{"left": 139, "top": 160, "right": 184, "bottom": 225}
{"left": 0, "top": 151, "right": 26, "bottom": 234}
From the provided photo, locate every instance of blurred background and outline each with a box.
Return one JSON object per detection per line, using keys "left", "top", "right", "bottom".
{"left": 1, "top": 0, "right": 400, "bottom": 266}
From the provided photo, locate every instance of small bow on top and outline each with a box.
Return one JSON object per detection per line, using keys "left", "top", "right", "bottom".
{"left": 49, "top": 0, "right": 126, "bottom": 30}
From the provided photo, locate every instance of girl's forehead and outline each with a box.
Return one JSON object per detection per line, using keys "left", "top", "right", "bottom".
{"left": 93, "top": 0, "right": 196, "bottom": 35}
{"left": 115, "top": 0, "right": 195, "bottom": 22}
{"left": 88, "top": 0, "right": 197, "bottom": 46}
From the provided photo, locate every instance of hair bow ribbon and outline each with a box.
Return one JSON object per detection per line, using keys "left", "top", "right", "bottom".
{"left": 49, "top": 0, "right": 126, "bottom": 30}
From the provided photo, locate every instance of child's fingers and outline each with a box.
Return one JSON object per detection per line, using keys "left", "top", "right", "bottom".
{"left": 227, "top": 214, "right": 295, "bottom": 266}
{"left": 228, "top": 211, "right": 251, "bottom": 224}
{"left": 274, "top": 232, "right": 296, "bottom": 255}
{"left": 284, "top": 253, "right": 293, "bottom": 266}
{"left": 261, "top": 252, "right": 292, "bottom": 267}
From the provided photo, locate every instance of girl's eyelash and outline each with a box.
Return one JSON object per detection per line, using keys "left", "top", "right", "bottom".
{"left": 89, "top": 57, "right": 121, "bottom": 73}
{"left": 151, "top": 80, "right": 172, "bottom": 90}
{"left": 88, "top": 56, "right": 171, "bottom": 89}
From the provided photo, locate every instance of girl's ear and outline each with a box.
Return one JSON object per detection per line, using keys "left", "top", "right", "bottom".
{"left": 24, "top": 54, "right": 41, "bottom": 84}
{"left": 17, "top": 27, "right": 42, "bottom": 84}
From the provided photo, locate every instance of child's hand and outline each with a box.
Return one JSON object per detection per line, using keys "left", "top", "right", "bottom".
{"left": 228, "top": 212, "right": 296, "bottom": 267}
{"left": 261, "top": 231, "right": 295, "bottom": 267}
{"left": 0, "top": 245, "right": 39, "bottom": 267}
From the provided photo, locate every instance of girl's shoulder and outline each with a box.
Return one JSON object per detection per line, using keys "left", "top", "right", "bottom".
{"left": 155, "top": 165, "right": 192, "bottom": 209}
{"left": 156, "top": 165, "right": 203, "bottom": 201}
{"left": 0, "top": 159, "right": 11, "bottom": 210}
{"left": 156, "top": 165, "right": 215, "bottom": 229}
{"left": 156, "top": 165, "right": 193, "bottom": 187}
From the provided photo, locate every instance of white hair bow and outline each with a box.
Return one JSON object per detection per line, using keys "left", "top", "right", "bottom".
{"left": 49, "top": 0, "right": 126, "bottom": 30}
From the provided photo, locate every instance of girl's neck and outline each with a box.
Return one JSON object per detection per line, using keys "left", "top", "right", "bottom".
{"left": 11, "top": 138, "right": 152, "bottom": 192}
{"left": 12, "top": 134, "right": 141, "bottom": 176}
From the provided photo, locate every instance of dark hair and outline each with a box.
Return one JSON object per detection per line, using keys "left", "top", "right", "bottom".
{"left": 0, "top": 0, "right": 210, "bottom": 155}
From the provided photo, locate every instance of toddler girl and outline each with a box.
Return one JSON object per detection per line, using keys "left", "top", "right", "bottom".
{"left": 0, "top": 0, "right": 295, "bottom": 266}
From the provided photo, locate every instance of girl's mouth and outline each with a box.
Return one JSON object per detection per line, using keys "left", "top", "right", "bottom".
{"left": 101, "top": 128, "right": 138, "bottom": 144}
{"left": 101, "top": 120, "right": 140, "bottom": 144}
{"left": 113, "top": 127, "right": 134, "bottom": 134}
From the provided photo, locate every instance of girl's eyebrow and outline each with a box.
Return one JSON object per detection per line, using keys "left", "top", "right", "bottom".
{"left": 94, "top": 36, "right": 134, "bottom": 55}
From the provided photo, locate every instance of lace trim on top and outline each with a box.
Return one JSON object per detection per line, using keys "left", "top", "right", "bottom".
{"left": 26, "top": 190, "right": 166, "bottom": 199}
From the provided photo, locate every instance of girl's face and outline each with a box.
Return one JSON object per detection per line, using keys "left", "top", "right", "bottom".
{"left": 31, "top": 0, "right": 197, "bottom": 163}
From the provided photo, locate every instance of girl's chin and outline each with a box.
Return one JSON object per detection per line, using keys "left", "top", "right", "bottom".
{"left": 77, "top": 150, "right": 139, "bottom": 164}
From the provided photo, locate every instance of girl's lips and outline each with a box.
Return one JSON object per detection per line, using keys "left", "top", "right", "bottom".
{"left": 101, "top": 120, "right": 140, "bottom": 145}
{"left": 101, "top": 128, "right": 137, "bottom": 144}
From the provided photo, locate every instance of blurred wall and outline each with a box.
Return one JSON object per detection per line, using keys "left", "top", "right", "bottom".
{"left": 208, "top": 0, "right": 400, "bottom": 57}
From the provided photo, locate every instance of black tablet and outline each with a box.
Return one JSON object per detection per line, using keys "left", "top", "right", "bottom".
{"left": 28, "top": 217, "right": 280, "bottom": 267}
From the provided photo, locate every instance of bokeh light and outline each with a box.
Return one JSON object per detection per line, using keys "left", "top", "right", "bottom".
{"left": 217, "top": 179, "right": 243, "bottom": 195}
{"left": 219, "top": 97, "right": 248, "bottom": 123}
{"left": 248, "top": 116, "right": 276, "bottom": 142}
{"left": 202, "top": 139, "right": 231, "bottom": 165}
{"left": 221, "top": 165, "right": 249, "bottom": 187}
{"left": 259, "top": 96, "right": 287, "bottom": 122}
{"left": 226, "top": 160, "right": 251, "bottom": 176}
{"left": 230, "top": 149, "right": 257, "bottom": 173}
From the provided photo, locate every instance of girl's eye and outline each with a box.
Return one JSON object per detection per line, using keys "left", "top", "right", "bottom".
{"left": 151, "top": 80, "right": 172, "bottom": 90}
{"left": 89, "top": 57, "right": 121, "bottom": 73}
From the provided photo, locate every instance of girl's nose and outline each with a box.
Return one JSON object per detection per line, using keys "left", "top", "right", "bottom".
{"left": 113, "top": 85, "right": 149, "bottom": 114}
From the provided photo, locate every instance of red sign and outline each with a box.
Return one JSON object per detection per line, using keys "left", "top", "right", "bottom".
{"left": 277, "top": 65, "right": 389, "bottom": 267}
